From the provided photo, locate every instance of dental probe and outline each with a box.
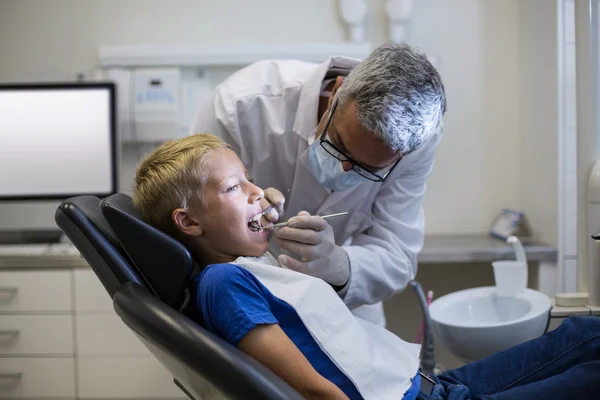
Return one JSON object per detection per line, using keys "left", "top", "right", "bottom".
{"left": 261, "top": 204, "right": 274, "bottom": 216}
{"left": 262, "top": 212, "right": 349, "bottom": 229}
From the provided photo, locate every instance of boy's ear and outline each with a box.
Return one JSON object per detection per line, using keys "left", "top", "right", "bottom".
{"left": 172, "top": 208, "right": 203, "bottom": 237}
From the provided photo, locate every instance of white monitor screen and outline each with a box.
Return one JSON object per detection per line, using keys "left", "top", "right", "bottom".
{"left": 0, "top": 83, "right": 116, "bottom": 200}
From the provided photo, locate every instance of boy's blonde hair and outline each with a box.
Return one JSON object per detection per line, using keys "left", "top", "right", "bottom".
{"left": 133, "top": 134, "right": 230, "bottom": 235}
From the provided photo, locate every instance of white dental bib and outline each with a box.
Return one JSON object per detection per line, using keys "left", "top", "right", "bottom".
{"left": 233, "top": 254, "right": 421, "bottom": 400}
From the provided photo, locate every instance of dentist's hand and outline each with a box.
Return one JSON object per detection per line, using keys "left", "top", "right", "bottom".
{"left": 274, "top": 211, "right": 350, "bottom": 287}
{"left": 260, "top": 187, "right": 285, "bottom": 226}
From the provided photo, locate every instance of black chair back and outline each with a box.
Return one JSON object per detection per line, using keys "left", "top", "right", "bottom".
{"left": 100, "top": 193, "right": 193, "bottom": 309}
{"left": 55, "top": 195, "right": 145, "bottom": 296}
{"left": 56, "top": 194, "right": 303, "bottom": 400}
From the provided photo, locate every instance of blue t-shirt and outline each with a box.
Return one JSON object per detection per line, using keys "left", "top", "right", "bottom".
{"left": 188, "top": 263, "right": 420, "bottom": 400}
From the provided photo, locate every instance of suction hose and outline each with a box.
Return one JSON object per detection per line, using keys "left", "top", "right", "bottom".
{"left": 410, "top": 281, "right": 436, "bottom": 377}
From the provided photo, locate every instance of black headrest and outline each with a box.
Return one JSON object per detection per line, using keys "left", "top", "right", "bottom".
{"left": 114, "top": 282, "right": 304, "bottom": 400}
{"left": 64, "top": 195, "right": 120, "bottom": 246}
{"left": 100, "top": 193, "right": 194, "bottom": 309}
{"left": 55, "top": 196, "right": 145, "bottom": 296}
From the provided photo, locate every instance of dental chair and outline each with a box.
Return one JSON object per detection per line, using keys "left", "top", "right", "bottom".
{"left": 55, "top": 194, "right": 304, "bottom": 400}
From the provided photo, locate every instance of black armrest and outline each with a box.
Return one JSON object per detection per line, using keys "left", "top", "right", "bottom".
{"left": 114, "top": 282, "right": 303, "bottom": 400}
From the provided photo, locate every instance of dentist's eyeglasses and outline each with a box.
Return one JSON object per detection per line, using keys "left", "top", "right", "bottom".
{"left": 318, "top": 100, "right": 402, "bottom": 182}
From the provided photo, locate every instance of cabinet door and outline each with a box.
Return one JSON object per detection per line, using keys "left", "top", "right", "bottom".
{"left": 0, "top": 358, "right": 75, "bottom": 398}
{"left": 73, "top": 268, "right": 113, "bottom": 312}
{"left": 78, "top": 357, "right": 187, "bottom": 399}
{"left": 76, "top": 313, "right": 150, "bottom": 356}
{"left": 0, "top": 270, "right": 72, "bottom": 312}
{"left": 0, "top": 315, "right": 73, "bottom": 356}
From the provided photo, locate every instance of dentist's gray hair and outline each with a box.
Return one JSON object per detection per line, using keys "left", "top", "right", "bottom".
{"left": 336, "top": 43, "right": 446, "bottom": 154}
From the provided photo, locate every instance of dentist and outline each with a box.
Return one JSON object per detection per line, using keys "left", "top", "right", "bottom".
{"left": 190, "top": 43, "right": 446, "bottom": 326}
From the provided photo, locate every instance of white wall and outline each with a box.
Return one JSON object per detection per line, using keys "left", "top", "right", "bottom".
{"left": 517, "top": 0, "right": 559, "bottom": 246}
{"left": 410, "top": 0, "right": 522, "bottom": 234}
{"left": 0, "top": 0, "right": 344, "bottom": 81}
{"left": 0, "top": 0, "right": 544, "bottom": 239}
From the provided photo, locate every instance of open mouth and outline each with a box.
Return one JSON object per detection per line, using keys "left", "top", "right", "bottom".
{"left": 247, "top": 213, "right": 263, "bottom": 232}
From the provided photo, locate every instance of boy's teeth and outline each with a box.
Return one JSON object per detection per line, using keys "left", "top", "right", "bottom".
{"left": 248, "top": 220, "right": 262, "bottom": 232}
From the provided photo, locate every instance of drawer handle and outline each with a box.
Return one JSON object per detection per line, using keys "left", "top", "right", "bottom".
{"left": 0, "top": 329, "right": 19, "bottom": 340}
{"left": 0, "top": 373, "right": 22, "bottom": 386}
{"left": 0, "top": 287, "right": 18, "bottom": 295}
{"left": 0, "top": 373, "right": 22, "bottom": 379}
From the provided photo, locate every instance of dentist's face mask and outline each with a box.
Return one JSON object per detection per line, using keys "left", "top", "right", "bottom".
{"left": 308, "top": 135, "right": 365, "bottom": 191}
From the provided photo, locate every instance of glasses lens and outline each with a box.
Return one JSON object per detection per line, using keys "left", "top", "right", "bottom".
{"left": 352, "top": 164, "right": 383, "bottom": 181}
{"left": 321, "top": 140, "right": 348, "bottom": 161}
{"left": 320, "top": 140, "right": 386, "bottom": 181}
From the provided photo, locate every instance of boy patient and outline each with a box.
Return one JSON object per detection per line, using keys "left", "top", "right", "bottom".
{"left": 132, "top": 134, "right": 600, "bottom": 400}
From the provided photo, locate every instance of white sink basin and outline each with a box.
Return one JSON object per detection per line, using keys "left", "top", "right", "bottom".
{"left": 429, "top": 287, "right": 551, "bottom": 362}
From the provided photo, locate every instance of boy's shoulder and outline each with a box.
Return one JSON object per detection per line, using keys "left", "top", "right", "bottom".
{"left": 198, "top": 262, "right": 245, "bottom": 281}
{"left": 195, "top": 262, "right": 262, "bottom": 294}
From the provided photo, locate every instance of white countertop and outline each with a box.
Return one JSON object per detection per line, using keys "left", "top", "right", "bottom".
{"left": 0, "top": 243, "right": 87, "bottom": 268}
{"left": 419, "top": 234, "right": 558, "bottom": 264}
{"left": 0, "top": 234, "right": 558, "bottom": 269}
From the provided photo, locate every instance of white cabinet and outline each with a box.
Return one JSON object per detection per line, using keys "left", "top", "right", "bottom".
{"left": 0, "top": 315, "right": 73, "bottom": 355}
{"left": 0, "top": 358, "right": 76, "bottom": 398}
{"left": 73, "top": 268, "right": 113, "bottom": 312}
{"left": 73, "top": 269, "right": 187, "bottom": 399}
{"left": 78, "top": 357, "right": 186, "bottom": 399}
{"left": 76, "top": 313, "right": 149, "bottom": 356}
{"left": 0, "top": 270, "right": 72, "bottom": 312}
{"left": 0, "top": 270, "right": 76, "bottom": 399}
{"left": 0, "top": 267, "right": 186, "bottom": 399}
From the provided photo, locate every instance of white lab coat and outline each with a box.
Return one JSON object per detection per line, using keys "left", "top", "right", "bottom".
{"left": 190, "top": 57, "right": 442, "bottom": 326}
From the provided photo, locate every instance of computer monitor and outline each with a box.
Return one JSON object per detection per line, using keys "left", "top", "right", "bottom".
{"left": 0, "top": 82, "right": 117, "bottom": 243}
{"left": 0, "top": 82, "right": 117, "bottom": 200}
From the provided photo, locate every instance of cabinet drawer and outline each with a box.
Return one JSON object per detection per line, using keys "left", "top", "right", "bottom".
{"left": 0, "top": 357, "right": 75, "bottom": 398}
{"left": 76, "top": 313, "right": 150, "bottom": 356}
{"left": 0, "top": 315, "right": 73, "bottom": 356}
{"left": 78, "top": 357, "right": 186, "bottom": 398}
{"left": 74, "top": 269, "right": 113, "bottom": 312}
{"left": 0, "top": 270, "right": 72, "bottom": 312}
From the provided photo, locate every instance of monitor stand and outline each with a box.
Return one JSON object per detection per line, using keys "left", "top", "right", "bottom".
{"left": 0, "top": 230, "right": 63, "bottom": 245}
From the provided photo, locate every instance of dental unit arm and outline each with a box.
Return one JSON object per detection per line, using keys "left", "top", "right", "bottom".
{"left": 411, "top": 281, "right": 436, "bottom": 378}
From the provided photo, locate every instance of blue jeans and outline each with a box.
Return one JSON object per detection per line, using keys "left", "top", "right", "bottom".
{"left": 417, "top": 316, "right": 600, "bottom": 400}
